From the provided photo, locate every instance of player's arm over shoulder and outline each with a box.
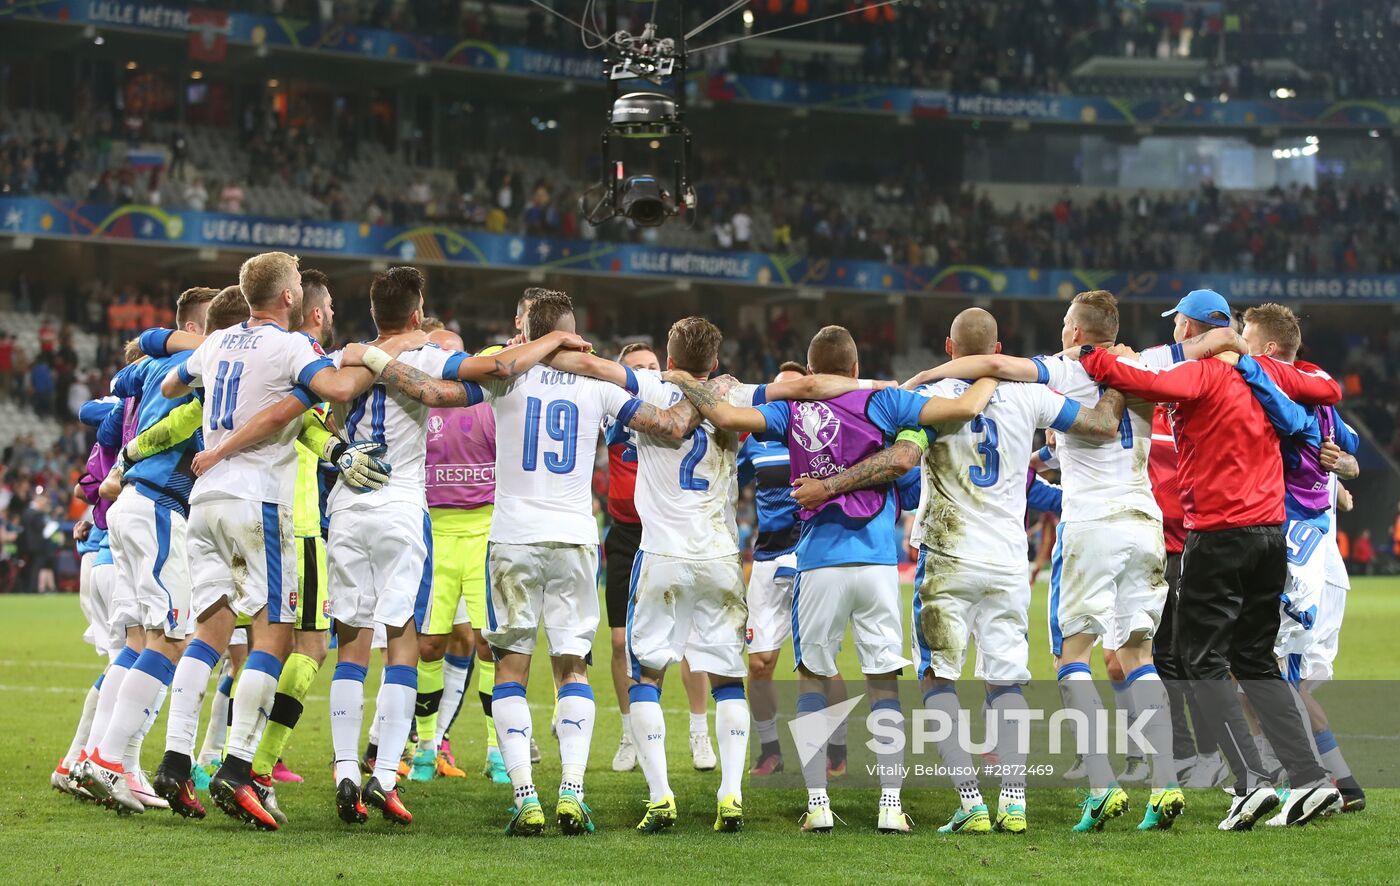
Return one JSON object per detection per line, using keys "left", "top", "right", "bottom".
{"left": 791, "top": 431, "right": 925, "bottom": 510}
{"left": 667, "top": 371, "right": 766, "bottom": 433}
{"left": 613, "top": 374, "right": 714, "bottom": 440}
{"left": 1038, "top": 383, "right": 1123, "bottom": 442}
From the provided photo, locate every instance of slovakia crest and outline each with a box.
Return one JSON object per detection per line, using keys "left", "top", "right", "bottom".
{"left": 791, "top": 402, "right": 840, "bottom": 452}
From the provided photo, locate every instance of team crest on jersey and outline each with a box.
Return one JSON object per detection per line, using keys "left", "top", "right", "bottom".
{"left": 428, "top": 415, "right": 444, "bottom": 434}
{"left": 289, "top": 591, "right": 299, "bottom": 612}
{"left": 791, "top": 402, "right": 840, "bottom": 452}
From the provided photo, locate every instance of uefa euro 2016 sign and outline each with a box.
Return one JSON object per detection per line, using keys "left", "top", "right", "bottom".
{"left": 4, "top": 196, "right": 1400, "bottom": 304}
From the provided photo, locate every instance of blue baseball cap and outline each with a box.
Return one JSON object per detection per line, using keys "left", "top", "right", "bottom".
{"left": 1161, "top": 289, "right": 1232, "bottom": 327}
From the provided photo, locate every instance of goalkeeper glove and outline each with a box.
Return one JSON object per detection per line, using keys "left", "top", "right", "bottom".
{"left": 325, "top": 439, "right": 392, "bottom": 492}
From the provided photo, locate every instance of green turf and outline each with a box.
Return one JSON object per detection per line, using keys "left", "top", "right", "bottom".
{"left": 4, "top": 580, "right": 1399, "bottom": 884}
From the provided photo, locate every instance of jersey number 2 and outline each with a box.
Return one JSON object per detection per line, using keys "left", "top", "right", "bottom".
{"left": 522, "top": 397, "right": 578, "bottom": 474}
{"left": 968, "top": 414, "right": 1000, "bottom": 488}
{"left": 678, "top": 428, "right": 710, "bottom": 491}
{"left": 208, "top": 360, "right": 244, "bottom": 430}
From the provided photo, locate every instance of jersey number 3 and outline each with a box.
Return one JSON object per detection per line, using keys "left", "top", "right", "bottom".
{"left": 968, "top": 414, "right": 1000, "bottom": 488}
{"left": 522, "top": 397, "right": 578, "bottom": 474}
{"left": 208, "top": 360, "right": 245, "bottom": 430}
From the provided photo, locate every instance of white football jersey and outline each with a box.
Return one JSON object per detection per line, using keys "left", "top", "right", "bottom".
{"left": 630, "top": 370, "right": 740, "bottom": 560}
{"left": 183, "top": 323, "right": 332, "bottom": 508}
{"left": 327, "top": 345, "right": 463, "bottom": 512}
{"left": 909, "top": 380, "right": 1075, "bottom": 568}
{"left": 1322, "top": 464, "right": 1351, "bottom": 590}
{"left": 1032, "top": 354, "right": 1160, "bottom": 524}
{"left": 482, "top": 365, "right": 634, "bottom": 545}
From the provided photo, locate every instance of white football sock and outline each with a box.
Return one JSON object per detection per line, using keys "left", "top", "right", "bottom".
{"left": 925, "top": 687, "right": 983, "bottom": 810}
{"left": 1058, "top": 665, "right": 1116, "bottom": 795}
{"left": 556, "top": 684, "right": 596, "bottom": 797}
{"left": 372, "top": 665, "right": 417, "bottom": 790}
{"left": 1316, "top": 730, "right": 1352, "bottom": 780}
{"left": 226, "top": 651, "right": 280, "bottom": 763}
{"left": 125, "top": 684, "right": 167, "bottom": 771}
{"left": 629, "top": 687, "right": 670, "bottom": 801}
{"left": 870, "top": 699, "right": 903, "bottom": 802}
{"left": 330, "top": 663, "right": 367, "bottom": 784}
{"left": 492, "top": 683, "right": 536, "bottom": 804}
{"left": 86, "top": 648, "right": 136, "bottom": 756}
{"left": 1113, "top": 680, "right": 1141, "bottom": 757}
{"left": 198, "top": 662, "right": 233, "bottom": 762}
{"left": 755, "top": 716, "right": 779, "bottom": 744}
{"left": 714, "top": 691, "right": 750, "bottom": 802}
{"left": 64, "top": 681, "right": 101, "bottom": 768}
{"left": 794, "top": 691, "right": 829, "bottom": 792}
{"left": 367, "top": 697, "right": 381, "bottom": 746}
{"left": 98, "top": 650, "right": 173, "bottom": 765}
{"left": 435, "top": 654, "right": 472, "bottom": 746}
{"left": 165, "top": 639, "right": 220, "bottom": 759}
{"left": 619, "top": 712, "right": 632, "bottom": 741}
{"left": 829, "top": 715, "right": 848, "bottom": 749}
{"left": 989, "top": 686, "right": 1029, "bottom": 804}
{"left": 1127, "top": 667, "right": 1176, "bottom": 789}
{"left": 690, "top": 711, "right": 708, "bottom": 736}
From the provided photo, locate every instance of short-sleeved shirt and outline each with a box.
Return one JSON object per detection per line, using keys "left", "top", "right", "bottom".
{"left": 1030, "top": 353, "right": 1160, "bottom": 524}
{"left": 181, "top": 321, "right": 333, "bottom": 508}
{"left": 901, "top": 380, "right": 1078, "bottom": 568}
{"left": 629, "top": 368, "right": 741, "bottom": 561}
{"left": 754, "top": 386, "right": 931, "bottom": 571}
{"left": 481, "top": 364, "right": 635, "bottom": 546}
{"left": 328, "top": 344, "right": 465, "bottom": 513}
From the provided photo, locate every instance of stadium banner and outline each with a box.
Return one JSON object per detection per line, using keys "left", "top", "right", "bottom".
{"left": 10, "top": 0, "right": 1400, "bottom": 129}
{"left": 5, "top": 197, "right": 1400, "bottom": 303}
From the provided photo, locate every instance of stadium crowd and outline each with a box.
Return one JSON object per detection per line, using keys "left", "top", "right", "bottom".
{"left": 210, "top": 0, "right": 1400, "bottom": 99}
{"left": 12, "top": 100, "right": 1400, "bottom": 279}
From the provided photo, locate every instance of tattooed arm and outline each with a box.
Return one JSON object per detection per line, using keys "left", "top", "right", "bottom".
{"left": 790, "top": 439, "right": 923, "bottom": 510}
{"left": 670, "top": 372, "right": 769, "bottom": 433}
{"left": 346, "top": 329, "right": 591, "bottom": 407}
{"left": 448, "top": 329, "right": 592, "bottom": 382}
{"left": 1060, "top": 387, "right": 1127, "bottom": 442}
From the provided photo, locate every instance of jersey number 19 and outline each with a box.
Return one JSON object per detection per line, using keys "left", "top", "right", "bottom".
{"left": 522, "top": 396, "right": 579, "bottom": 474}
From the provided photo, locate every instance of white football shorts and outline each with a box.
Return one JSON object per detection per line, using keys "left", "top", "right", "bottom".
{"left": 78, "top": 553, "right": 122, "bottom": 658}
{"left": 484, "top": 541, "right": 599, "bottom": 658}
{"left": 1048, "top": 515, "right": 1167, "bottom": 655}
{"left": 1275, "top": 518, "right": 1330, "bottom": 658}
{"left": 746, "top": 554, "right": 797, "bottom": 653}
{"left": 627, "top": 550, "right": 747, "bottom": 678}
{"left": 793, "top": 564, "right": 909, "bottom": 678}
{"left": 327, "top": 503, "right": 433, "bottom": 631}
{"left": 107, "top": 488, "right": 193, "bottom": 640}
{"left": 187, "top": 495, "right": 297, "bottom": 625}
{"left": 914, "top": 547, "right": 1030, "bottom": 683}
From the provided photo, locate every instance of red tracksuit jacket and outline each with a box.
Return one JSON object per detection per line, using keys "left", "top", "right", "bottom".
{"left": 1081, "top": 349, "right": 1340, "bottom": 532}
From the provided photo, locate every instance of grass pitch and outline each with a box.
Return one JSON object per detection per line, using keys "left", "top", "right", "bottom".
{"left": 4, "top": 580, "right": 1400, "bottom": 884}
